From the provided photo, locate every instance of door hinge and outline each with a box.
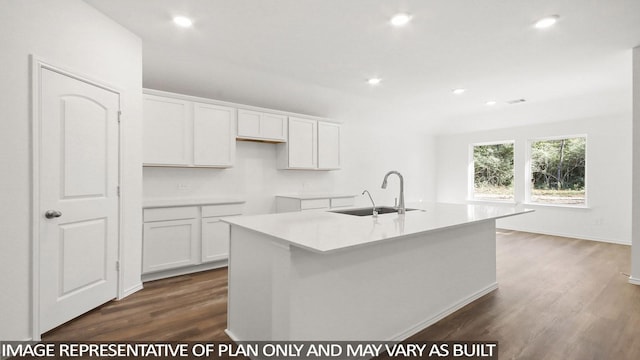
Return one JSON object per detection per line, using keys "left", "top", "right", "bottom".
{"left": 115, "top": 261, "right": 120, "bottom": 271}
{"left": 117, "top": 110, "right": 122, "bottom": 123}
{"left": 117, "top": 186, "right": 120, "bottom": 196}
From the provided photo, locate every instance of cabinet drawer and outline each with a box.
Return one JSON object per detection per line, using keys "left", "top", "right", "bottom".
{"left": 331, "top": 197, "right": 354, "bottom": 208}
{"left": 144, "top": 206, "right": 199, "bottom": 222}
{"left": 300, "top": 198, "right": 330, "bottom": 210}
{"left": 202, "top": 203, "right": 244, "bottom": 218}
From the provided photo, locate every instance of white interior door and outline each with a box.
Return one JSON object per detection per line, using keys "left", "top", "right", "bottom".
{"left": 38, "top": 67, "right": 120, "bottom": 334}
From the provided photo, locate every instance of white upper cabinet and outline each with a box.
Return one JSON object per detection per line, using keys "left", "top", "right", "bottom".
{"left": 143, "top": 92, "right": 235, "bottom": 168}
{"left": 143, "top": 95, "right": 192, "bottom": 166}
{"left": 278, "top": 117, "right": 340, "bottom": 170}
{"left": 143, "top": 89, "right": 340, "bottom": 170}
{"left": 193, "top": 102, "right": 235, "bottom": 167}
{"left": 287, "top": 117, "right": 318, "bottom": 169}
{"left": 237, "top": 109, "right": 287, "bottom": 142}
{"left": 318, "top": 121, "right": 341, "bottom": 170}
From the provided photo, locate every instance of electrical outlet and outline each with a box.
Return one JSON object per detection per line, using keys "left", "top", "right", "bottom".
{"left": 177, "top": 183, "right": 190, "bottom": 191}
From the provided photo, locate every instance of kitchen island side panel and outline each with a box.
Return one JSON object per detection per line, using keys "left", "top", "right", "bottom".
{"left": 226, "top": 226, "right": 291, "bottom": 341}
{"left": 227, "top": 220, "right": 497, "bottom": 341}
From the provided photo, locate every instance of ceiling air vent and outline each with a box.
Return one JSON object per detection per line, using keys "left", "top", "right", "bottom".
{"left": 506, "top": 99, "right": 526, "bottom": 104}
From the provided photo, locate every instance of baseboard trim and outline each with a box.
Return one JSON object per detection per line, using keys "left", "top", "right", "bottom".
{"left": 141, "top": 261, "right": 228, "bottom": 283}
{"left": 389, "top": 282, "right": 499, "bottom": 341}
{"left": 629, "top": 277, "right": 640, "bottom": 286}
{"left": 224, "top": 329, "right": 240, "bottom": 342}
{"left": 496, "top": 227, "right": 631, "bottom": 245}
{"left": 120, "top": 282, "right": 144, "bottom": 299}
{"left": 227, "top": 283, "right": 498, "bottom": 342}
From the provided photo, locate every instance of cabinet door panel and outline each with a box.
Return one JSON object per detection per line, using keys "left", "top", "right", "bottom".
{"left": 143, "top": 219, "right": 199, "bottom": 273}
{"left": 288, "top": 117, "right": 317, "bottom": 169}
{"left": 237, "top": 110, "right": 261, "bottom": 138}
{"left": 143, "top": 95, "right": 191, "bottom": 165}
{"left": 193, "top": 103, "right": 235, "bottom": 167}
{"left": 202, "top": 217, "right": 230, "bottom": 263}
{"left": 318, "top": 122, "right": 340, "bottom": 169}
{"left": 261, "top": 114, "right": 287, "bottom": 141}
{"left": 237, "top": 110, "right": 286, "bottom": 142}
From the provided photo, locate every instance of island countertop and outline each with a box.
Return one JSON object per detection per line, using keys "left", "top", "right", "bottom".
{"left": 223, "top": 202, "right": 533, "bottom": 253}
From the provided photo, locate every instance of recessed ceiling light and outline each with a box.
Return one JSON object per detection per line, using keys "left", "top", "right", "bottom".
{"left": 534, "top": 15, "right": 559, "bottom": 29}
{"left": 390, "top": 13, "right": 412, "bottom": 27}
{"left": 485, "top": 100, "right": 497, "bottom": 106}
{"left": 367, "top": 78, "right": 382, "bottom": 85}
{"left": 452, "top": 88, "right": 466, "bottom": 95}
{"left": 173, "top": 16, "right": 193, "bottom": 28}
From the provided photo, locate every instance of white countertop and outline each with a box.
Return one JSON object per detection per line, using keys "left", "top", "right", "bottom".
{"left": 275, "top": 193, "right": 357, "bottom": 200}
{"left": 223, "top": 202, "right": 533, "bottom": 253}
{"left": 143, "top": 197, "right": 245, "bottom": 208}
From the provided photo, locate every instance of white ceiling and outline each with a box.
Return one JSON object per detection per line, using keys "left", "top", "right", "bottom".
{"left": 84, "top": 0, "right": 640, "bottom": 133}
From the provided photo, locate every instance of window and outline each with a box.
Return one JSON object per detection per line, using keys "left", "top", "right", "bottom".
{"left": 528, "top": 136, "right": 586, "bottom": 205}
{"left": 472, "top": 142, "right": 514, "bottom": 201}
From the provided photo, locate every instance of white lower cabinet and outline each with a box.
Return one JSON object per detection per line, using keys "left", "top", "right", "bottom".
{"left": 143, "top": 218, "right": 199, "bottom": 273}
{"left": 201, "top": 217, "right": 230, "bottom": 263}
{"left": 275, "top": 195, "right": 355, "bottom": 213}
{"left": 142, "top": 202, "right": 243, "bottom": 280}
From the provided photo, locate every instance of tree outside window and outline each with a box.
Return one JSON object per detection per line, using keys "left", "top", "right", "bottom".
{"left": 529, "top": 137, "right": 586, "bottom": 205}
{"left": 472, "top": 142, "right": 514, "bottom": 201}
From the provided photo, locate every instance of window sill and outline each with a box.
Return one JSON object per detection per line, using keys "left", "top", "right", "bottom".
{"left": 467, "top": 199, "right": 517, "bottom": 206}
{"left": 522, "top": 202, "right": 590, "bottom": 210}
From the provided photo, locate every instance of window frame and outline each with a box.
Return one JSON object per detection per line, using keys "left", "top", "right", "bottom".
{"left": 468, "top": 140, "right": 516, "bottom": 204}
{"left": 525, "top": 134, "right": 588, "bottom": 208}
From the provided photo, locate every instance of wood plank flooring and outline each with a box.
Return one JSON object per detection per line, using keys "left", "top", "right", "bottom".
{"left": 408, "top": 230, "right": 640, "bottom": 360}
{"left": 43, "top": 268, "right": 231, "bottom": 341}
{"left": 43, "top": 230, "right": 640, "bottom": 359}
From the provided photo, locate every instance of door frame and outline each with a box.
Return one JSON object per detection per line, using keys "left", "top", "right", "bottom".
{"left": 30, "top": 56, "right": 125, "bottom": 340}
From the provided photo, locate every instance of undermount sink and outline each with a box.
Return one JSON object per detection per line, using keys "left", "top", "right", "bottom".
{"left": 331, "top": 206, "right": 418, "bottom": 217}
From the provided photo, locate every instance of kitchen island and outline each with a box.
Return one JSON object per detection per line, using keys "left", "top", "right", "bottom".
{"left": 223, "top": 203, "right": 532, "bottom": 341}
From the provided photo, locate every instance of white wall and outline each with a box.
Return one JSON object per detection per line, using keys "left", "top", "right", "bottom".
{"left": 436, "top": 117, "right": 632, "bottom": 245}
{"left": 144, "top": 111, "right": 437, "bottom": 214}
{"left": 0, "top": 0, "right": 142, "bottom": 340}
{"left": 632, "top": 46, "right": 640, "bottom": 283}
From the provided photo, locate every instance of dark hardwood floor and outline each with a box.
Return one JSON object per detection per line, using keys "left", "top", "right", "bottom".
{"left": 410, "top": 230, "right": 640, "bottom": 360}
{"left": 43, "top": 230, "right": 640, "bottom": 359}
{"left": 43, "top": 268, "right": 231, "bottom": 341}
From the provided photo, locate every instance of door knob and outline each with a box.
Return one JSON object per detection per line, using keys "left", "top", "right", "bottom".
{"left": 45, "top": 210, "right": 62, "bottom": 219}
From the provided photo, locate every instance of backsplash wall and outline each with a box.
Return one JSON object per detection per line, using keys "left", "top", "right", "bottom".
{"left": 143, "top": 119, "right": 437, "bottom": 215}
